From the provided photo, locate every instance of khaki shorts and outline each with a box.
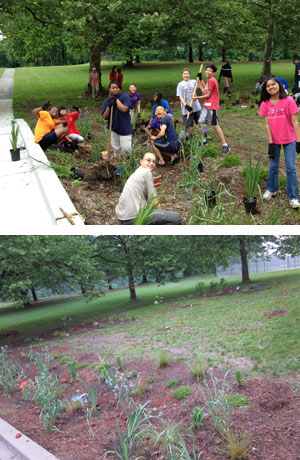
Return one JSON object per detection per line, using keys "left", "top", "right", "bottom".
{"left": 223, "top": 76, "right": 230, "bottom": 88}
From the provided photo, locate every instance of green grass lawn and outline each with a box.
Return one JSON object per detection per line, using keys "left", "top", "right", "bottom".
{"left": 0, "top": 68, "right": 5, "bottom": 78}
{"left": 1, "top": 269, "right": 300, "bottom": 376}
{"left": 13, "top": 60, "right": 296, "bottom": 119}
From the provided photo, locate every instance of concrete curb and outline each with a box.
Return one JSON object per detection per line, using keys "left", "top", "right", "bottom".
{"left": 0, "top": 418, "right": 61, "bottom": 460}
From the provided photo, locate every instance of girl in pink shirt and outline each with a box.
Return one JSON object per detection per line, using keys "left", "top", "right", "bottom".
{"left": 259, "top": 77, "right": 300, "bottom": 208}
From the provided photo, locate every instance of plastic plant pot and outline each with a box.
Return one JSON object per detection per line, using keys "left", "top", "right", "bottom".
{"left": 204, "top": 190, "right": 216, "bottom": 207}
{"left": 10, "top": 148, "right": 20, "bottom": 161}
{"left": 243, "top": 196, "right": 257, "bottom": 214}
{"left": 71, "top": 167, "right": 85, "bottom": 180}
{"left": 198, "top": 161, "right": 204, "bottom": 172}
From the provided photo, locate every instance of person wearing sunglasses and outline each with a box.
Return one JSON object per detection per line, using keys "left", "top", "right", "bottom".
{"left": 116, "top": 152, "right": 181, "bottom": 225}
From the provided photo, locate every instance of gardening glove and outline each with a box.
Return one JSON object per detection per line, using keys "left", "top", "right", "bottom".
{"left": 268, "top": 143, "right": 277, "bottom": 160}
{"left": 72, "top": 105, "right": 80, "bottom": 112}
{"left": 296, "top": 142, "right": 300, "bottom": 154}
{"left": 197, "top": 72, "right": 202, "bottom": 80}
{"left": 42, "top": 101, "right": 51, "bottom": 110}
{"left": 185, "top": 104, "right": 193, "bottom": 112}
{"left": 107, "top": 96, "right": 117, "bottom": 107}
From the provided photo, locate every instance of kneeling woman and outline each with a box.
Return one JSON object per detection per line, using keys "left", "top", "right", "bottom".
{"left": 151, "top": 106, "right": 180, "bottom": 167}
{"left": 116, "top": 152, "right": 181, "bottom": 225}
{"left": 259, "top": 77, "right": 300, "bottom": 208}
{"left": 102, "top": 81, "right": 132, "bottom": 158}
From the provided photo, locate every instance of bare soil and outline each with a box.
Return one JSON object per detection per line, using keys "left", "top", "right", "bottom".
{"left": 24, "top": 98, "right": 300, "bottom": 225}
{"left": 1, "top": 298, "right": 300, "bottom": 460}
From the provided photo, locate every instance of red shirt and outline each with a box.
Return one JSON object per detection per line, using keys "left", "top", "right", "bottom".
{"left": 109, "top": 71, "right": 117, "bottom": 81}
{"left": 59, "top": 112, "right": 80, "bottom": 136}
{"left": 204, "top": 76, "right": 219, "bottom": 110}
{"left": 117, "top": 73, "right": 123, "bottom": 86}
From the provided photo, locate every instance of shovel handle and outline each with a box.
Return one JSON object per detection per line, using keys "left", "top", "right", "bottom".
{"left": 186, "top": 64, "right": 203, "bottom": 120}
{"left": 107, "top": 104, "right": 114, "bottom": 162}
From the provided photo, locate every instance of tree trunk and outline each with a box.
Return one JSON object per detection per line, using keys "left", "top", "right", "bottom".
{"left": 198, "top": 43, "right": 203, "bottom": 61}
{"left": 135, "top": 55, "right": 140, "bottom": 64}
{"left": 239, "top": 237, "right": 251, "bottom": 283}
{"left": 31, "top": 287, "right": 38, "bottom": 301}
{"left": 89, "top": 42, "right": 102, "bottom": 88}
{"left": 62, "top": 43, "right": 67, "bottom": 65}
{"left": 128, "top": 262, "right": 137, "bottom": 300}
{"left": 142, "top": 273, "right": 148, "bottom": 284}
{"left": 222, "top": 46, "right": 226, "bottom": 62}
{"left": 260, "top": 9, "right": 276, "bottom": 79}
{"left": 189, "top": 45, "right": 193, "bottom": 63}
{"left": 248, "top": 50, "right": 253, "bottom": 62}
{"left": 125, "top": 56, "right": 135, "bottom": 67}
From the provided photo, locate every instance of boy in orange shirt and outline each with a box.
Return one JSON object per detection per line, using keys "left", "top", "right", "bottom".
{"left": 32, "top": 101, "right": 68, "bottom": 151}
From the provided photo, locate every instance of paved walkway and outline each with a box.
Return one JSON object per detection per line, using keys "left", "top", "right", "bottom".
{"left": 0, "top": 69, "right": 84, "bottom": 228}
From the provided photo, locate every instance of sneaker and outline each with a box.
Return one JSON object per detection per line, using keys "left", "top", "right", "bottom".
{"left": 263, "top": 190, "right": 277, "bottom": 200}
{"left": 289, "top": 199, "right": 300, "bottom": 208}
{"left": 203, "top": 139, "right": 208, "bottom": 146}
{"left": 222, "top": 144, "right": 231, "bottom": 155}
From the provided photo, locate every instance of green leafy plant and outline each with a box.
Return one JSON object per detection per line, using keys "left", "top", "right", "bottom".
{"left": 134, "top": 188, "right": 164, "bottom": 225}
{"left": 226, "top": 393, "right": 248, "bottom": 408}
{"left": 10, "top": 118, "right": 20, "bottom": 150}
{"left": 88, "top": 382, "right": 98, "bottom": 415}
{"left": 145, "top": 376, "right": 158, "bottom": 384}
{"left": 195, "top": 281, "right": 206, "bottom": 295}
{"left": 166, "top": 379, "right": 180, "bottom": 388}
{"left": 172, "top": 385, "right": 193, "bottom": 400}
{"left": 115, "top": 354, "right": 124, "bottom": 371}
{"left": 222, "top": 154, "right": 242, "bottom": 168}
{"left": 243, "top": 154, "right": 263, "bottom": 200}
{"left": 191, "top": 406, "right": 207, "bottom": 429}
{"left": 235, "top": 370, "right": 243, "bottom": 387}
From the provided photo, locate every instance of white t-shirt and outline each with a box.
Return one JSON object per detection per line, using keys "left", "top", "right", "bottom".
{"left": 116, "top": 166, "right": 156, "bottom": 221}
{"left": 176, "top": 79, "right": 201, "bottom": 115}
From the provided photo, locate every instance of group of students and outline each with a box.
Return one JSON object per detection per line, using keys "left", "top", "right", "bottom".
{"left": 32, "top": 60, "right": 300, "bottom": 224}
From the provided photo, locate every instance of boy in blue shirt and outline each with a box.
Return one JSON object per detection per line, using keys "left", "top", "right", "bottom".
{"left": 150, "top": 106, "right": 180, "bottom": 166}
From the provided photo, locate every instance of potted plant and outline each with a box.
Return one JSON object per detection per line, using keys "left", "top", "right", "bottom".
{"left": 243, "top": 154, "right": 262, "bottom": 213}
{"left": 10, "top": 119, "right": 20, "bottom": 161}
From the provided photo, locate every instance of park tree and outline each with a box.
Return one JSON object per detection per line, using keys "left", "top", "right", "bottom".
{"left": 0, "top": 236, "right": 104, "bottom": 305}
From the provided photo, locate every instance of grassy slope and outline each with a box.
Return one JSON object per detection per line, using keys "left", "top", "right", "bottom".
{"left": 0, "top": 68, "right": 4, "bottom": 78}
{"left": 13, "top": 60, "right": 295, "bottom": 120}
{"left": 1, "top": 269, "right": 300, "bottom": 375}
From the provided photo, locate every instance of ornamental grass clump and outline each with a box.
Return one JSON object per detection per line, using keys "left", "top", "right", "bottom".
{"left": 188, "top": 357, "right": 207, "bottom": 379}
{"left": 157, "top": 349, "right": 173, "bottom": 368}
{"left": 172, "top": 385, "right": 193, "bottom": 400}
{"left": 191, "top": 406, "right": 207, "bottom": 429}
{"left": 0, "top": 345, "right": 22, "bottom": 394}
{"left": 221, "top": 428, "right": 251, "bottom": 460}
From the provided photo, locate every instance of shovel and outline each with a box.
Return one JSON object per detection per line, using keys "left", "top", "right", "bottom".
{"left": 101, "top": 104, "right": 114, "bottom": 178}
{"left": 179, "top": 63, "right": 203, "bottom": 139}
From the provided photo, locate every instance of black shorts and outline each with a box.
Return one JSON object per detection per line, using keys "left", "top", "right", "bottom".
{"left": 183, "top": 110, "right": 201, "bottom": 127}
{"left": 38, "top": 130, "right": 57, "bottom": 150}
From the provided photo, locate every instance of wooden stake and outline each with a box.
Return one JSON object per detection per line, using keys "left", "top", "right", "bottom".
{"left": 186, "top": 64, "right": 203, "bottom": 120}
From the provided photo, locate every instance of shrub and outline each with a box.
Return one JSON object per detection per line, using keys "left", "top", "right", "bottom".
{"left": 173, "top": 385, "right": 193, "bottom": 400}
{"left": 226, "top": 393, "right": 248, "bottom": 408}
{"left": 202, "top": 143, "right": 220, "bottom": 158}
{"left": 222, "top": 154, "right": 242, "bottom": 168}
{"left": 115, "top": 354, "right": 124, "bottom": 371}
{"left": 195, "top": 281, "right": 206, "bottom": 295}
{"left": 166, "top": 379, "right": 180, "bottom": 388}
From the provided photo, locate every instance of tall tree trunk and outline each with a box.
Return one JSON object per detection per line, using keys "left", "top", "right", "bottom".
{"left": 31, "top": 287, "right": 38, "bottom": 301}
{"left": 189, "top": 45, "right": 193, "bottom": 63}
{"left": 142, "top": 273, "right": 148, "bottom": 284}
{"left": 198, "top": 43, "right": 203, "bottom": 61}
{"left": 89, "top": 42, "right": 102, "bottom": 88}
{"left": 106, "top": 269, "right": 113, "bottom": 290}
{"left": 127, "top": 262, "right": 137, "bottom": 300}
{"left": 222, "top": 46, "right": 226, "bottom": 62}
{"left": 135, "top": 55, "right": 140, "bottom": 64}
{"left": 239, "top": 237, "right": 251, "bottom": 283}
{"left": 248, "top": 50, "right": 253, "bottom": 62}
{"left": 260, "top": 7, "right": 277, "bottom": 79}
{"left": 61, "top": 43, "right": 67, "bottom": 65}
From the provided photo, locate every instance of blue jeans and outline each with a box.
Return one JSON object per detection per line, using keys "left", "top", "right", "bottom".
{"left": 267, "top": 142, "right": 299, "bottom": 200}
